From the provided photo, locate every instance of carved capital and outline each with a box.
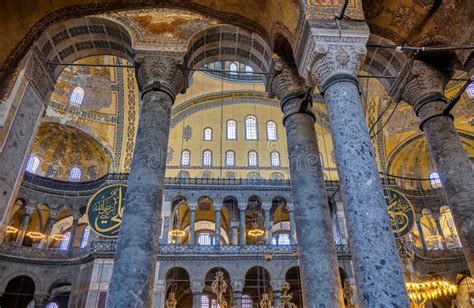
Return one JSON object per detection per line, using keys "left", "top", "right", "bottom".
{"left": 296, "top": 20, "right": 369, "bottom": 89}
{"left": 402, "top": 60, "right": 451, "bottom": 113}
{"left": 188, "top": 202, "right": 198, "bottom": 211}
{"left": 190, "top": 281, "right": 204, "bottom": 293}
{"left": 261, "top": 202, "right": 272, "bottom": 211}
{"left": 24, "top": 206, "right": 36, "bottom": 216}
{"left": 238, "top": 203, "right": 247, "bottom": 211}
{"left": 232, "top": 280, "right": 244, "bottom": 292}
{"left": 135, "top": 55, "right": 186, "bottom": 101}
{"left": 266, "top": 57, "right": 307, "bottom": 100}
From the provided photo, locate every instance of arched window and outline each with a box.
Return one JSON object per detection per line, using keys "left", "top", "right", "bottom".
{"left": 60, "top": 232, "right": 71, "bottom": 250}
{"left": 440, "top": 206, "right": 462, "bottom": 249}
{"left": 245, "top": 65, "right": 253, "bottom": 74}
{"left": 198, "top": 232, "right": 213, "bottom": 245}
{"left": 270, "top": 152, "right": 280, "bottom": 167}
{"left": 201, "top": 171, "right": 214, "bottom": 179}
{"left": 467, "top": 83, "right": 474, "bottom": 98}
{"left": 247, "top": 172, "right": 261, "bottom": 180}
{"left": 226, "top": 120, "right": 237, "bottom": 140}
{"left": 270, "top": 172, "right": 285, "bottom": 180}
{"left": 202, "top": 150, "right": 212, "bottom": 167}
{"left": 203, "top": 127, "right": 213, "bottom": 141}
{"left": 69, "top": 167, "right": 82, "bottom": 181}
{"left": 226, "top": 151, "right": 235, "bottom": 166}
{"left": 225, "top": 171, "right": 236, "bottom": 179}
{"left": 429, "top": 171, "right": 442, "bottom": 188}
{"left": 70, "top": 87, "right": 84, "bottom": 105}
{"left": 229, "top": 62, "right": 238, "bottom": 75}
{"left": 181, "top": 150, "right": 191, "bottom": 166}
{"left": 178, "top": 170, "right": 190, "bottom": 178}
{"left": 266, "top": 121, "right": 278, "bottom": 140}
{"left": 80, "top": 226, "right": 90, "bottom": 248}
{"left": 25, "top": 156, "right": 40, "bottom": 173}
{"left": 248, "top": 151, "right": 258, "bottom": 167}
{"left": 46, "top": 303, "right": 59, "bottom": 308}
{"left": 242, "top": 295, "right": 253, "bottom": 308}
{"left": 245, "top": 116, "right": 258, "bottom": 140}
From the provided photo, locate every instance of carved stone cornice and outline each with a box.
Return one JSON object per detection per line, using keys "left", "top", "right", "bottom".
{"left": 296, "top": 20, "right": 369, "bottom": 89}
{"left": 134, "top": 54, "right": 187, "bottom": 101}
{"left": 266, "top": 57, "right": 307, "bottom": 100}
{"left": 402, "top": 60, "right": 451, "bottom": 114}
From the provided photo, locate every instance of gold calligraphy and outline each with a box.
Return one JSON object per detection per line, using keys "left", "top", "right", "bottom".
{"left": 385, "top": 188, "right": 415, "bottom": 238}
{"left": 86, "top": 184, "right": 127, "bottom": 238}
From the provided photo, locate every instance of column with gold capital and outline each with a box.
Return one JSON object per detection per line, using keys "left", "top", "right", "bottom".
{"left": 107, "top": 55, "right": 186, "bottom": 308}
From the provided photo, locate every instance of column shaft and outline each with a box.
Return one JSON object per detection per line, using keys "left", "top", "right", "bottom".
{"left": 107, "top": 90, "right": 173, "bottom": 307}
{"left": 192, "top": 293, "right": 201, "bottom": 308}
{"left": 419, "top": 100, "right": 474, "bottom": 271}
{"left": 239, "top": 209, "right": 246, "bottom": 245}
{"left": 189, "top": 209, "right": 196, "bottom": 245}
{"left": 15, "top": 211, "right": 32, "bottom": 246}
{"left": 214, "top": 209, "right": 221, "bottom": 245}
{"left": 264, "top": 209, "right": 272, "bottom": 245}
{"left": 416, "top": 219, "right": 429, "bottom": 250}
{"left": 435, "top": 217, "right": 448, "bottom": 249}
{"left": 67, "top": 217, "right": 79, "bottom": 251}
{"left": 288, "top": 210, "right": 296, "bottom": 245}
{"left": 323, "top": 79, "right": 408, "bottom": 306}
{"left": 283, "top": 98, "right": 344, "bottom": 306}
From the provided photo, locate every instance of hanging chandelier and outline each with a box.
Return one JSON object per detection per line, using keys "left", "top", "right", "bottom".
{"left": 279, "top": 282, "right": 296, "bottom": 308}
{"left": 211, "top": 271, "right": 228, "bottom": 307}
{"left": 168, "top": 229, "right": 185, "bottom": 237}
{"left": 26, "top": 231, "right": 44, "bottom": 239}
{"left": 406, "top": 279, "right": 457, "bottom": 307}
{"left": 52, "top": 234, "right": 66, "bottom": 241}
{"left": 165, "top": 292, "right": 177, "bottom": 308}
{"left": 259, "top": 293, "right": 272, "bottom": 308}
{"left": 5, "top": 226, "right": 18, "bottom": 234}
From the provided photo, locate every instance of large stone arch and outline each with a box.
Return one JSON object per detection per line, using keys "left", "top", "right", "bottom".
{"left": 185, "top": 25, "right": 272, "bottom": 84}
{"left": 0, "top": 270, "right": 42, "bottom": 295}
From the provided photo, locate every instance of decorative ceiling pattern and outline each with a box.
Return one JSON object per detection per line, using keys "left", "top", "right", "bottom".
{"left": 108, "top": 9, "right": 220, "bottom": 51}
{"left": 30, "top": 123, "right": 112, "bottom": 182}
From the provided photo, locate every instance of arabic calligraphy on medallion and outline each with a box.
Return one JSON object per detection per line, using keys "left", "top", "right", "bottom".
{"left": 384, "top": 188, "right": 415, "bottom": 238}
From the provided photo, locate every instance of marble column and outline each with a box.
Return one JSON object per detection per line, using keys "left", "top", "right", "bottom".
{"left": 238, "top": 204, "right": 247, "bottom": 245}
{"left": 16, "top": 205, "right": 35, "bottom": 245}
{"left": 67, "top": 212, "right": 80, "bottom": 251}
{"left": 296, "top": 23, "right": 408, "bottom": 305}
{"left": 232, "top": 280, "right": 244, "bottom": 308}
{"left": 191, "top": 281, "right": 203, "bottom": 308}
{"left": 287, "top": 204, "right": 296, "bottom": 245}
{"left": 188, "top": 203, "right": 197, "bottom": 245}
{"left": 262, "top": 202, "right": 272, "bottom": 245}
{"left": 214, "top": 204, "right": 222, "bottom": 246}
{"left": 267, "top": 57, "right": 344, "bottom": 306}
{"left": 0, "top": 51, "right": 54, "bottom": 240}
{"left": 34, "top": 293, "right": 49, "bottom": 308}
{"left": 42, "top": 210, "right": 59, "bottom": 248}
{"left": 434, "top": 214, "right": 448, "bottom": 249}
{"left": 416, "top": 218, "right": 429, "bottom": 250}
{"left": 402, "top": 60, "right": 474, "bottom": 273}
{"left": 107, "top": 56, "right": 186, "bottom": 308}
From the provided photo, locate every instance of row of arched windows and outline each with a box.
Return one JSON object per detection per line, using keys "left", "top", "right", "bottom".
{"left": 202, "top": 118, "right": 278, "bottom": 141}
{"left": 25, "top": 156, "right": 82, "bottom": 180}
{"left": 201, "top": 294, "right": 252, "bottom": 308}
{"left": 177, "top": 170, "right": 285, "bottom": 180}
{"left": 180, "top": 150, "right": 281, "bottom": 167}
{"left": 59, "top": 225, "right": 91, "bottom": 250}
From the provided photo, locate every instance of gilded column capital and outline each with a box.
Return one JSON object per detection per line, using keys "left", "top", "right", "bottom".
{"left": 402, "top": 60, "right": 451, "bottom": 114}
{"left": 266, "top": 57, "right": 307, "bottom": 101}
{"left": 296, "top": 21, "right": 369, "bottom": 90}
{"left": 134, "top": 54, "right": 186, "bottom": 101}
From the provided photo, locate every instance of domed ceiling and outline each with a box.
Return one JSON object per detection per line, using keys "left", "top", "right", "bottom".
{"left": 30, "top": 123, "right": 112, "bottom": 182}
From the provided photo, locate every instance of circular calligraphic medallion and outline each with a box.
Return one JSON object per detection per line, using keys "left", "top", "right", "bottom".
{"left": 86, "top": 184, "right": 126, "bottom": 238}
{"left": 384, "top": 188, "right": 415, "bottom": 238}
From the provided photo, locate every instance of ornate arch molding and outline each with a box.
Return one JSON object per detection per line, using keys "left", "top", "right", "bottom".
{"left": 186, "top": 25, "right": 272, "bottom": 84}
{"left": 35, "top": 16, "right": 134, "bottom": 81}
{"left": 387, "top": 131, "right": 474, "bottom": 174}
{"left": 362, "top": 34, "right": 407, "bottom": 91}
{"left": 171, "top": 90, "right": 330, "bottom": 130}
